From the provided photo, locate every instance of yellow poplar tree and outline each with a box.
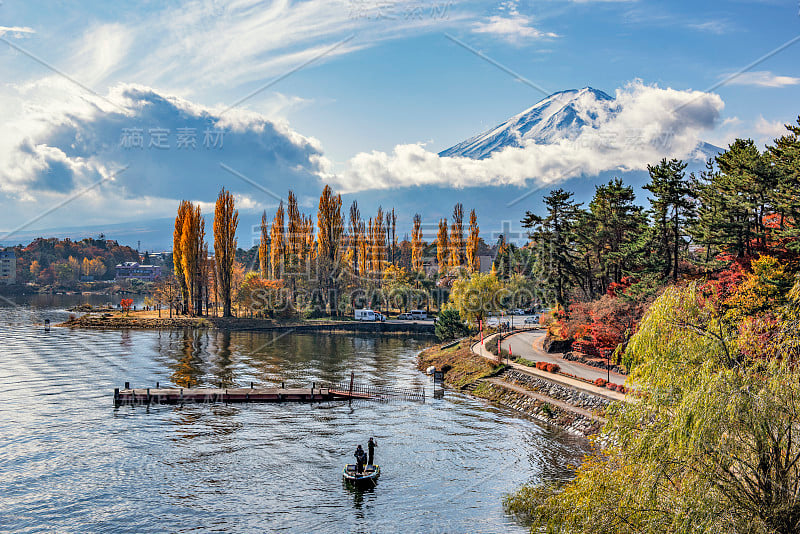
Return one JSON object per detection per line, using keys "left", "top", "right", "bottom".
{"left": 411, "top": 213, "right": 423, "bottom": 273}
{"left": 259, "top": 210, "right": 269, "bottom": 278}
{"left": 466, "top": 209, "right": 480, "bottom": 272}
{"left": 317, "top": 185, "right": 344, "bottom": 314}
{"left": 437, "top": 218, "right": 449, "bottom": 275}
{"left": 173, "top": 200, "right": 192, "bottom": 313}
{"left": 348, "top": 200, "right": 361, "bottom": 276}
{"left": 213, "top": 188, "right": 238, "bottom": 317}
{"left": 449, "top": 203, "right": 464, "bottom": 270}
{"left": 180, "top": 204, "right": 205, "bottom": 316}
{"left": 270, "top": 201, "right": 285, "bottom": 279}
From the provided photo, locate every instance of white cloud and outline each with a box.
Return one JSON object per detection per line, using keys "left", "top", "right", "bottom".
{"left": 329, "top": 81, "right": 724, "bottom": 192}
{"left": 687, "top": 20, "right": 730, "bottom": 34}
{"left": 0, "top": 26, "right": 35, "bottom": 37}
{"left": 754, "top": 116, "right": 790, "bottom": 142}
{"left": 724, "top": 71, "right": 800, "bottom": 88}
{"left": 472, "top": 1, "right": 557, "bottom": 44}
{"left": 0, "top": 81, "right": 326, "bottom": 220}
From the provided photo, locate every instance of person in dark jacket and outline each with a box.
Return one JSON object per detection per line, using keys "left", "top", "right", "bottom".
{"left": 367, "top": 437, "right": 377, "bottom": 466}
{"left": 354, "top": 445, "right": 367, "bottom": 473}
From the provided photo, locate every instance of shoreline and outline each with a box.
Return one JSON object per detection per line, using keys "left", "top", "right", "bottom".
{"left": 59, "top": 313, "right": 437, "bottom": 335}
{"left": 417, "top": 339, "right": 610, "bottom": 437}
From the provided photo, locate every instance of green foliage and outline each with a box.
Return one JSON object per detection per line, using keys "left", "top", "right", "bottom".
{"left": 515, "top": 284, "right": 800, "bottom": 534}
{"left": 448, "top": 271, "right": 503, "bottom": 324}
{"left": 435, "top": 307, "right": 469, "bottom": 341}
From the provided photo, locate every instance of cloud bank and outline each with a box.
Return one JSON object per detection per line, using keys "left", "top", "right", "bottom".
{"left": 330, "top": 82, "right": 724, "bottom": 192}
{"left": 0, "top": 82, "right": 326, "bottom": 210}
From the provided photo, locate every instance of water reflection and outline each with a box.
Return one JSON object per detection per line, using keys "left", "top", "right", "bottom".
{"left": 0, "top": 304, "right": 589, "bottom": 534}
{"left": 169, "top": 329, "right": 208, "bottom": 387}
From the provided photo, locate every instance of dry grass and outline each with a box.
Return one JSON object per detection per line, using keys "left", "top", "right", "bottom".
{"left": 417, "top": 340, "right": 498, "bottom": 389}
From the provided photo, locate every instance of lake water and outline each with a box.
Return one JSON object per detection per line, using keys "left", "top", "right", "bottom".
{"left": 0, "top": 297, "right": 588, "bottom": 533}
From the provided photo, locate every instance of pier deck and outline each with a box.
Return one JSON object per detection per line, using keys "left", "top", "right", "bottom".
{"left": 114, "top": 386, "right": 374, "bottom": 405}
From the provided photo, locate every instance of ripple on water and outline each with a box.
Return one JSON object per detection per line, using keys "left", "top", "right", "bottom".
{"left": 0, "top": 303, "right": 587, "bottom": 533}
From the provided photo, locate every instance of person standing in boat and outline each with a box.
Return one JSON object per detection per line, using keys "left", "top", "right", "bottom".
{"left": 367, "top": 437, "right": 376, "bottom": 466}
{"left": 354, "top": 445, "right": 367, "bottom": 473}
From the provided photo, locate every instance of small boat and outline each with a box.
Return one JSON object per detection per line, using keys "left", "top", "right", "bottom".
{"left": 343, "top": 464, "right": 380, "bottom": 487}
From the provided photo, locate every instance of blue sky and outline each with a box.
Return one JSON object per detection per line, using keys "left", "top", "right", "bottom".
{"left": 0, "top": 0, "right": 798, "bottom": 247}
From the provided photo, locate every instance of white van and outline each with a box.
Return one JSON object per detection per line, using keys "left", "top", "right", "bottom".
{"left": 410, "top": 309, "right": 427, "bottom": 320}
{"left": 355, "top": 309, "right": 377, "bottom": 321}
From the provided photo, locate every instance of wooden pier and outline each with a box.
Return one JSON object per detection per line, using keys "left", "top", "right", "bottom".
{"left": 114, "top": 386, "right": 375, "bottom": 405}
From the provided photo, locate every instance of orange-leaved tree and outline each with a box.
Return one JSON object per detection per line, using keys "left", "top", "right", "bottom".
{"left": 213, "top": 188, "right": 238, "bottom": 317}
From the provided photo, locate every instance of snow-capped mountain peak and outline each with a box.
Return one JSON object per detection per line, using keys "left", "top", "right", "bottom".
{"left": 439, "top": 87, "right": 617, "bottom": 160}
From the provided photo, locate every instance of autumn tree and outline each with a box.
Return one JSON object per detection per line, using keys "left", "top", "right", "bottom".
{"left": 180, "top": 203, "right": 206, "bottom": 316}
{"left": 370, "top": 207, "right": 386, "bottom": 275}
{"left": 348, "top": 200, "right": 362, "bottom": 276}
{"left": 466, "top": 209, "right": 480, "bottom": 272}
{"left": 270, "top": 201, "right": 285, "bottom": 279}
{"left": 437, "top": 218, "right": 449, "bottom": 275}
{"left": 450, "top": 203, "right": 464, "bottom": 269}
{"left": 213, "top": 188, "right": 238, "bottom": 317}
{"left": 411, "top": 213, "right": 423, "bottom": 273}
{"left": 317, "top": 185, "right": 344, "bottom": 314}
{"left": 173, "top": 200, "right": 192, "bottom": 313}
{"left": 259, "top": 210, "right": 269, "bottom": 278}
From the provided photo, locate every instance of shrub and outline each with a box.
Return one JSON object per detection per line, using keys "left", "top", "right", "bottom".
{"left": 616, "top": 384, "right": 626, "bottom": 393}
{"left": 435, "top": 307, "right": 470, "bottom": 341}
{"left": 594, "top": 378, "right": 607, "bottom": 387}
{"left": 606, "top": 382, "right": 618, "bottom": 390}
{"left": 546, "top": 363, "right": 560, "bottom": 373}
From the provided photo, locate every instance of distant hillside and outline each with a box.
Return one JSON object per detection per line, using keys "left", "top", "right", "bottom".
{"left": 11, "top": 237, "right": 140, "bottom": 286}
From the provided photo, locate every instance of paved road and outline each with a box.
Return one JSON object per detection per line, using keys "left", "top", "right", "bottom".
{"left": 472, "top": 336, "right": 626, "bottom": 401}
{"left": 499, "top": 330, "right": 628, "bottom": 385}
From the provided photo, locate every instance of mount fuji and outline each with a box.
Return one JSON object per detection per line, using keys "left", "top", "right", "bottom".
{"left": 439, "top": 87, "right": 720, "bottom": 161}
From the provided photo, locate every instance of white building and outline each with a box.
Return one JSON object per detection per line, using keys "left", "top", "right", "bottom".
{"left": 0, "top": 249, "right": 16, "bottom": 284}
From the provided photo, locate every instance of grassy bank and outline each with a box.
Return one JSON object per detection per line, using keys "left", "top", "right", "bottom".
{"left": 416, "top": 339, "right": 504, "bottom": 389}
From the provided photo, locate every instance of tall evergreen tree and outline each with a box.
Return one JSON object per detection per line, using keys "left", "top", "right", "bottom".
{"left": 522, "top": 189, "right": 584, "bottom": 307}
{"left": 589, "top": 178, "right": 646, "bottom": 292}
{"left": 644, "top": 158, "right": 695, "bottom": 281}
{"left": 767, "top": 118, "right": 800, "bottom": 252}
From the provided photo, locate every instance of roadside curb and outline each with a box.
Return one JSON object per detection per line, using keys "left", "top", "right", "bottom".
{"left": 471, "top": 334, "right": 626, "bottom": 402}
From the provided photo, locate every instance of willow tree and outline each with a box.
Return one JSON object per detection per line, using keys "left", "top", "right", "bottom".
{"left": 213, "top": 188, "right": 238, "bottom": 317}
{"left": 511, "top": 283, "right": 800, "bottom": 534}
{"left": 411, "top": 213, "right": 423, "bottom": 272}
{"left": 317, "top": 185, "right": 344, "bottom": 314}
{"left": 466, "top": 209, "right": 480, "bottom": 272}
{"left": 449, "top": 203, "right": 464, "bottom": 269}
{"left": 269, "top": 201, "right": 285, "bottom": 279}
{"left": 173, "top": 200, "right": 192, "bottom": 313}
{"left": 180, "top": 203, "right": 206, "bottom": 316}
{"left": 259, "top": 210, "right": 269, "bottom": 278}
{"left": 436, "top": 218, "right": 449, "bottom": 275}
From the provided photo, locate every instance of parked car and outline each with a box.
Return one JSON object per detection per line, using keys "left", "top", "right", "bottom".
{"left": 486, "top": 317, "right": 499, "bottom": 327}
{"left": 397, "top": 312, "right": 412, "bottom": 320}
{"left": 410, "top": 309, "right": 427, "bottom": 320}
{"left": 510, "top": 308, "right": 525, "bottom": 315}
{"left": 524, "top": 315, "right": 540, "bottom": 325}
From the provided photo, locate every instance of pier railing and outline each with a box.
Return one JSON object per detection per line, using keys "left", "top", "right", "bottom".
{"left": 324, "top": 379, "right": 426, "bottom": 402}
